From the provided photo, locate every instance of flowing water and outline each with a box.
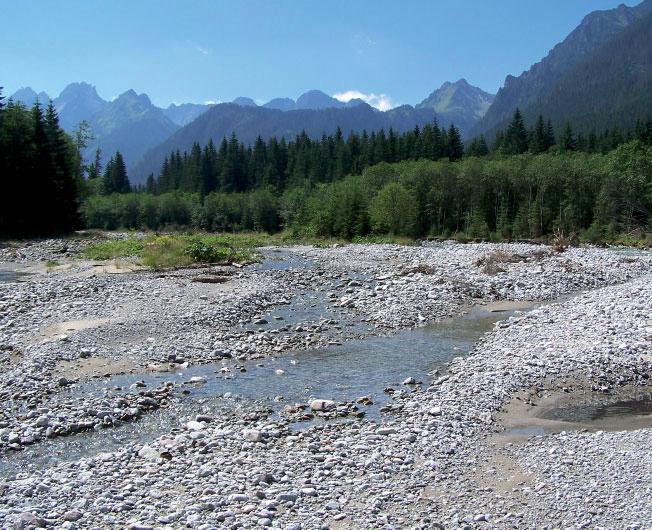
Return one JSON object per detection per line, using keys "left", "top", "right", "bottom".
{"left": 0, "top": 305, "right": 519, "bottom": 478}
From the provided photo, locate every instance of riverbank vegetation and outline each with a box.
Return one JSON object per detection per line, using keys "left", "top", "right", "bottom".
{"left": 83, "top": 233, "right": 261, "bottom": 269}
{"left": 82, "top": 140, "right": 652, "bottom": 245}
{"left": 80, "top": 109, "right": 652, "bottom": 245}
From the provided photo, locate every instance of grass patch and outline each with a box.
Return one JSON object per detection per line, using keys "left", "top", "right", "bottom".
{"left": 608, "top": 233, "right": 652, "bottom": 249}
{"left": 83, "top": 238, "right": 146, "bottom": 260}
{"left": 351, "top": 234, "right": 416, "bottom": 245}
{"left": 44, "top": 259, "right": 60, "bottom": 273}
{"left": 84, "top": 233, "right": 261, "bottom": 270}
{"left": 141, "top": 236, "right": 192, "bottom": 269}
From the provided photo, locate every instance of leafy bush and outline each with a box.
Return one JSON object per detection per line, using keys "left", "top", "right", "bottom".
{"left": 84, "top": 233, "right": 260, "bottom": 269}
{"left": 183, "top": 238, "right": 235, "bottom": 264}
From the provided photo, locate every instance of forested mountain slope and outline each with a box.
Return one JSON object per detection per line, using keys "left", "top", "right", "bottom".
{"left": 521, "top": 11, "right": 652, "bottom": 133}
{"left": 471, "top": 0, "right": 652, "bottom": 139}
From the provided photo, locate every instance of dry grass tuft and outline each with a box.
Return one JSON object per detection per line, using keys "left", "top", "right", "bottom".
{"left": 475, "top": 250, "right": 527, "bottom": 275}
{"left": 550, "top": 228, "right": 579, "bottom": 253}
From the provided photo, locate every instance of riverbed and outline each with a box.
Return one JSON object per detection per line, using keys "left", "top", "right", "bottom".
{"left": 0, "top": 238, "right": 651, "bottom": 528}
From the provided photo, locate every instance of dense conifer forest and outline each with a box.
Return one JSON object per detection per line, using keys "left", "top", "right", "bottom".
{"left": 81, "top": 109, "right": 652, "bottom": 243}
{"left": 0, "top": 94, "right": 82, "bottom": 237}
{"left": 2, "top": 89, "right": 651, "bottom": 243}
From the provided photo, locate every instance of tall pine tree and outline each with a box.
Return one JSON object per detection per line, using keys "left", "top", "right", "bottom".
{"left": 502, "top": 108, "right": 528, "bottom": 155}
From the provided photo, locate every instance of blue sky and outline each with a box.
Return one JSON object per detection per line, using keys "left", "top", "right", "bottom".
{"left": 1, "top": 0, "right": 629, "bottom": 108}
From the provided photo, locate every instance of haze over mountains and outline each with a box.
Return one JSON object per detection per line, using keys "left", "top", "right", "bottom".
{"left": 9, "top": 0, "right": 652, "bottom": 184}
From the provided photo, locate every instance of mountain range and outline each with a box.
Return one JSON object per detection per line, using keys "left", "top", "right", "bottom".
{"left": 130, "top": 80, "right": 494, "bottom": 182}
{"left": 9, "top": 83, "right": 181, "bottom": 168}
{"left": 10, "top": 83, "right": 493, "bottom": 182}
{"left": 416, "top": 79, "right": 494, "bottom": 137}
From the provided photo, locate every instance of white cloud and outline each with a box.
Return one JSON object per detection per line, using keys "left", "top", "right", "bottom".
{"left": 332, "top": 90, "right": 396, "bottom": 112}
{"left": 204, "top": 100, "right": 220, "bottom": 105}
{"left": 196, "top": 45, "right": 210, "bottom": 56}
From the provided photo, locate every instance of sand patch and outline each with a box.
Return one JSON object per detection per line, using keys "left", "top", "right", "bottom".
{"left": 53, "top": 356, "right": 139, "bottom": 380}
{"left": 79, "top": 261, "right": 147, "bottom": 277}
{"left": 35, "top": 318, "right": 110, "bottom": 342}
{"left": 24, "top": 259, "right": 146, "bottom": 277}
{"left": 37, "top": 318, "right": 110, "bottom": 340}
{"left": 474, "top": 442, "right": 536, "bottom": 494}
{"left": 474, "top": 380, "right": 652, "bottom": 496}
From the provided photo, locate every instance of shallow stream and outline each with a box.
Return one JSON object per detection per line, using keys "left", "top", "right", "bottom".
{"left": 0, "top": 251, "right": 529, "bottom": 479}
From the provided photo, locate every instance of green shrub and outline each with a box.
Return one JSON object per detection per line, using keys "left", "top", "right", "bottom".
{"left": 84, "top": 238, "right": 145, "bottom": 260}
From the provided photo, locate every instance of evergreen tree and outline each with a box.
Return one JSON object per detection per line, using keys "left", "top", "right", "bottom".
{"left": 199, "top": 139, "right": 218, "bottom": 196}
{"left": 0, "top": 97, "right": 80, "bottom": 236}
{"left": 447, "top": 124, "right": 464, "bottom": 161}
{"left": 546, "top": 120, "right": 556, "bottom": 148}
{"left": 502, "top": 108, "right": 529, "bottom": 155}
{"left": 492, "top": 130, "right": 505, "bottom": 152}
{"left": 432, "top": 120, "right": 445, "bottom": 159}
{"left": 145, "top": 174, "right": 156, "bottom": 194}
{"left": 529, "top": 115, "right": 549, "bottom": 154}
{"left": 103, "top": 151, "right": 130, "bottom": 193}
{"left": 468, "top": 135, "right": 489, "bottom": 157}
{"left": 87, "top": 148, "right": 103, "bottom": 180}
{"left": 45, "top": 101, "right": 78, "bottom": 230}
{"left": 558, "top": 123, "right": 576, "bottom": 151}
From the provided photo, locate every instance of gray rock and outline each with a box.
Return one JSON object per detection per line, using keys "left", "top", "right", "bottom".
{"left": 14, "top": 512, "right": 45, "bottom": 529}
{"left": 310, "top": 399, "right": 336, "bottom": 411}
{"left": 376, "top": 427, "right": 396, "bottom": 435}
{"left": 63, "top": 509, "right": 83, "bottom": 521}
{"left": 243, "top": 429, "right": 263, "bottom": 442}
{"left": 276, "top": 491, "right": 299, "bottom": 503}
